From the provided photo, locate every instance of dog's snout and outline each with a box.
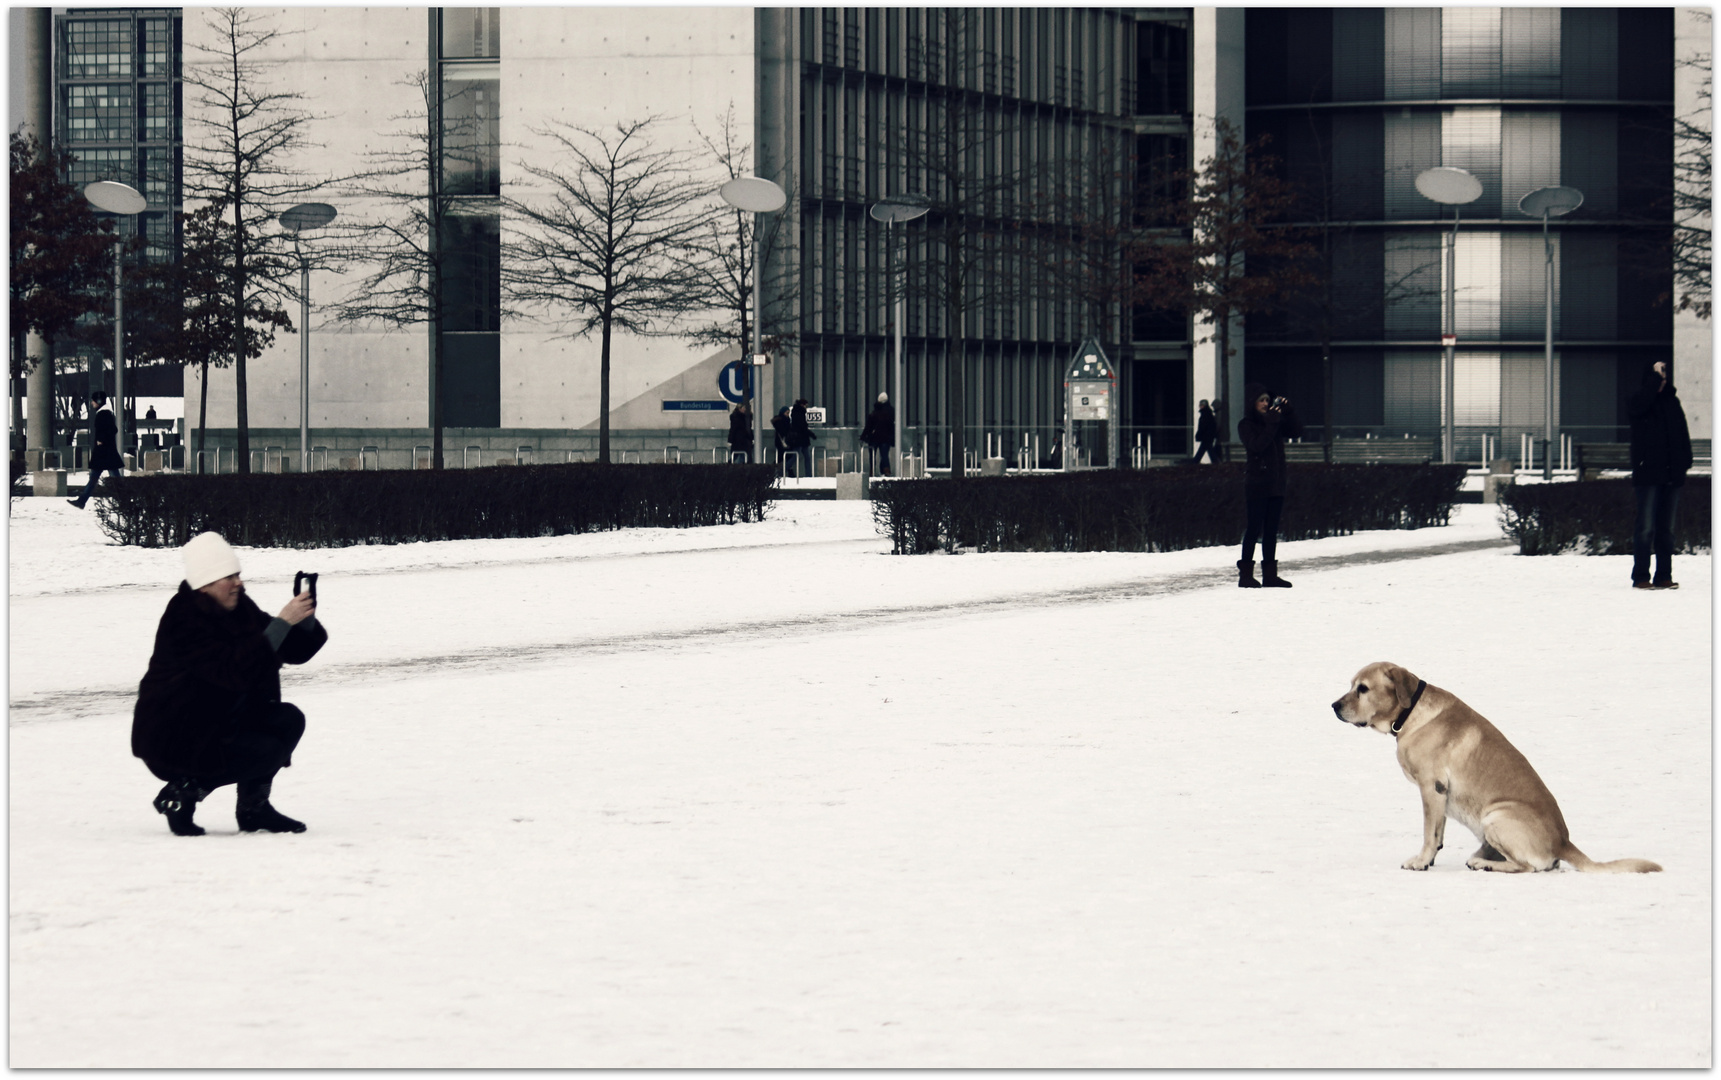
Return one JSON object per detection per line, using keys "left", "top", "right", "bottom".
{"left": 1331, "top": 701, "right": 1346, "bottom": 720}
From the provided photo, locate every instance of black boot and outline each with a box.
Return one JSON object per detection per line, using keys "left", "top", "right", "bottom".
{"left": 235, "top": 778, "right": 306, "bottom": 833}
{"left": 1237, "top": 559, "right": 1262, "bottom": 588}
{"left": 1261, "top": 560, "right": 1292, "bottom": 588}
{"left": 153, "top": 780, "right": 208, "bottom": 836}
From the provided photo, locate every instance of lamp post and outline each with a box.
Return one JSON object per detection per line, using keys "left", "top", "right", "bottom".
{"left": 1518, "top": 186, "right": 1583, "bottom": 480}
{"left": 869, "top": 194, "right": 931, "bottom": 476}
{"left": 280, "top": 203, "right": 337, "bottom": 474}
{"left": 718, "top": 176, "right": 787, "bottom": 465}
{"left": 82, "top": 181, "right": 146, "bottom": 466}
{"left": 1414, "top": 167, "right": 1482, "bottom": 465}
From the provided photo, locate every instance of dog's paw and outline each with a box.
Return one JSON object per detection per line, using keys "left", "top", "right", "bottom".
{"left": 1401, "top": 856, "right": 1434, "bottom": 871}
{"left": 1465, "top": 857, "right": 1496, "bottom": 872}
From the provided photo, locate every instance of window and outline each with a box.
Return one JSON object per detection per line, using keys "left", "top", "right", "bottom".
{"left": 67, "top": 84, "right": 133, "bottom": 142}
{"left": 441, "top": 67, "right": 499, "bottom": 196}
{"left": 140, "top": 18, "right": 173, "bottom": 78}
{"left": 68, "top": 147, "right": 133, "bottom": 188}
{"left": 1137, "top": 21, "right": 1188, "bottom": 115}
{"left": 439, "top": 213, "right": 501, "bottom": 332}
{"left": 441, "top": 8, "right": 499, "bottom": 59}
{"left": 142, "top": 83, "right": 173, "bottom": 142}
{"left": 142, "top": 146, "right": 172, "bottom": 204}
{"left": 65, "top": 20, "right": 132, "bottom": 79}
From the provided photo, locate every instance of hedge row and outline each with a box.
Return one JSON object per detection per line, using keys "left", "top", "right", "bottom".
{"left": 92, "top": 463, "right": 779, "bottom": 548}
{"left": 1498, "top": 476, "right": 1711, "bottom": 555}
{"left": 871, "top": 463, "right": 1467, "bottom": 555}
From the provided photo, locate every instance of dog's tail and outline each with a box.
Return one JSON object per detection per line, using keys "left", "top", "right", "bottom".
{"left": 1560, "top": 842, "right": 1663, "bottom": 874}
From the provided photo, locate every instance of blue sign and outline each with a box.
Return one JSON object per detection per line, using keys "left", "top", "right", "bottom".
{"left": 717, "top": 360, "right": 753, "bottom": 404}
{"left": 661, "top": 400, "right": 729, "bottom": 412}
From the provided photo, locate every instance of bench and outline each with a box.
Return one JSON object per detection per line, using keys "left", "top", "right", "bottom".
{"left": 1574, "top": 442, "right": 1630, "bottom": 480}
{"left": 1329, "top": 437, "right": 1438, "bottom": 465}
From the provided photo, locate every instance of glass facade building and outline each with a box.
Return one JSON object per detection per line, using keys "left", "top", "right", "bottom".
{"left": 1246, "top": 8, "right": 1675, "bottom": 459}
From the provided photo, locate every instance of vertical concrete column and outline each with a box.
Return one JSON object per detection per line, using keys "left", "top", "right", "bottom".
{"left": 12, "top": 8, "right": 53, "bottom": 464}
{"left": 1191, "top": 8, "right": 1247, "bottom": 445}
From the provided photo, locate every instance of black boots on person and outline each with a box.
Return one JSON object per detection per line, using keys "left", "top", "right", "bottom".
{"left": 153, "top": 777, "right": 305, "bottom": 834}
{"left": 1238, "top": 559, "right": 1292, "bottom": 588}
{"left": 235, "top": 778, "right": 307, "bottom": 833}
{"left": 153, "top": 780, "right": 210, "bottom": 836}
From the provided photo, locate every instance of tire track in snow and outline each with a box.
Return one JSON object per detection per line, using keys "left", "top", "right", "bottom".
{"left": 9, "top": 537, "right": 1509, "bottom": 722}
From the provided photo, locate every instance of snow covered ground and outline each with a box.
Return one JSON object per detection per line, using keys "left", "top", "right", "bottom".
{"left": 7, "top": 496, "right": 1711, "bottom": 1068}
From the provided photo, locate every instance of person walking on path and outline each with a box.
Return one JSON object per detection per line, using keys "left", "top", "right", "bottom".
{"left": 727, "top": 404, "right": 755, "bottom": 463}
{"left": 67, "top": 391, "right": 124, "bottom": 510}
{"left": 771, "top": 406, "right": 792, "bottom": 470}
{"left": 789, "top": 398, "right": 816, "bottom": 478}
{"left": 1628, "top": 359, "right": 1692, "bottom": 589}
{"left": 1192, "top": 399, "right": 1219, "bottom": 464}
{"left": 132, "top": 532, "right": 328, "bottom": 836}
{"left": 860, "top": 392, "right": 895, "bottom": 476}
{"left": 1237, "top": 382, "right": 1303, "bottom": 588}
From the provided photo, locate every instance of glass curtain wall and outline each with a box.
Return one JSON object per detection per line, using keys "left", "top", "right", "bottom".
{"left": 1245, "top": 8, "right": 1674, "bottom": 464}
{"left": 791, "top": 7, "right": 1137, "bottom": 469}
{"left": 436, "top": 7, "right": 502, "bottom": 428}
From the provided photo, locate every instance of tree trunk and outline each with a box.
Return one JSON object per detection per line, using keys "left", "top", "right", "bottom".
{"left": 598, "top": 308, "right": 613, "bottom": 464}
{"left": 231, "top": 198, "right": 250, "bottom": 475}
{"left": 196, "top": 358, "right": 209, "bottom": 469}
{"left": 1215, "top": 312, "right": 1230, "bottom": 461}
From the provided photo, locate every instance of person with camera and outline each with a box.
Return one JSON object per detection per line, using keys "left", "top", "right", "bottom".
{"left": 132, "top": 532, "right": 328, "bottom": 836}
{"left": 1237, "top": 382, "right": 1303, "bottom": 588}
{"left": 1628, "top": 359, "right": 1693, "bottom": 589}
{"left": 66, "top": 391, "right": 124, "bottom": 510}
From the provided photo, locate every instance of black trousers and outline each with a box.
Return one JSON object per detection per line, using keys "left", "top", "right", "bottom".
{"left": 146, "top": 702, "right": 305, "bottom": 795}
{"left": 1632, "top": 483, "right": 1682, "bottom": 584}
{"left": 1242, "top": 495, "right": 1285, "bottom": 563}
{"left": 73, "top": 462, "right": 123, "bottom": 506}
{"left": 1192, "top": 439, "right": 1219, "bottom": 464}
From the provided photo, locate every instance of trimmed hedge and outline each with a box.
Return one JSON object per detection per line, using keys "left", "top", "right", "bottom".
{"left": 92, "top": 463, "right": 778, "bottom": 548}
{"left": 1499, "top": 476, "right": 1711, "bottom": 555}
{"left": 871, "top": 463, "right": 1467, "bottom": 555}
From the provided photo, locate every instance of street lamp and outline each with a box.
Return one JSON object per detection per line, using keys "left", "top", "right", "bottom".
{"left": 1518, "top": 185, "right": 1583, "bottom": 480}
{"left": 869, "top": 193, "right": 931, "bottom": 477}
{"left": 280, "top": 202, "right": 337, "bottom": 474}
{"left": 1414, "top": 166, "right": 1482, "bottom": 465}
{"left": 718, "top": 176, "right": 787, "bottom": 466}
{"left": 82, "top": 180, "right": 146, "bottom": 466}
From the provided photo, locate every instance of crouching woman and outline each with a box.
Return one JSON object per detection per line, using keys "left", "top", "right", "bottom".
{"left": 132, "top": 532, "right": 328, "bottom": 836}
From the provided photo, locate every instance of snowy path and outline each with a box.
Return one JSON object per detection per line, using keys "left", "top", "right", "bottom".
{"left": 7, "top": 499, "right": 1710, "bottom": 1067}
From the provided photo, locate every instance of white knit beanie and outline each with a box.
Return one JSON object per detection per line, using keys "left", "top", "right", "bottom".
{"left": 182, "top": 532, "right": 241, "bottom": 590}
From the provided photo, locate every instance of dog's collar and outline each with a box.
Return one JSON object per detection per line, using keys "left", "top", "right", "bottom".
{"left": 1391, "top": 680, "right": 1427, "bottom": 736}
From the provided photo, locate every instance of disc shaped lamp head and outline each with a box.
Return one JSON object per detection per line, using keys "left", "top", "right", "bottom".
{"left": 869, "top": 193, "right": 931, "bottom": 223}
{"left": 280, "top": 202, "right": 338, "bottom": 233}
{"left": 1517, "top": 186, "right": 1584, "bottom": 219}
{"left": 719, "top": 177, "right": 787, "bottom": 213}
{"left": 83, "top": 180, "right": 147, "bottom": 215}
{"left": 1414, "top": 167, "right": 1483, "bottom": 206}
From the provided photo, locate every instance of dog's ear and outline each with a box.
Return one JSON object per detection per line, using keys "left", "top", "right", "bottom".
{"left": 1384, "top": 663, "right": 1417, "bottom": 712}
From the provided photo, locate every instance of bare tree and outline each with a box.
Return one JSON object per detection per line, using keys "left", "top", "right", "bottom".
{"left": 333, "top": 71, "right": 493, "bottom": 469}
{"left": 503, "top": 117, "right": 717, "bottom": 464}
{"left": 1137, "top": 118, "right": 1316, "bottom": 455}
{"left": 682, "top": 105, "right": 799, "bottom": 358}
{"left": 1672, "top": 9, "right": 1711, "bottom": 319}
{"left": 181, "top": 7, "right": 327, "bottom": 473}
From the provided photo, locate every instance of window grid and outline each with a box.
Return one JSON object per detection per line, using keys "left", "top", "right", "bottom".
{"left": 66, "top": 84, "right": 134, "bottom": 142}
{"left": 65, "top": 20, "right": 132, "bottom": 79}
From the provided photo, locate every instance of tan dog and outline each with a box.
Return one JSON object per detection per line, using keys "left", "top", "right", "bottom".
{"left": 1332, "top": 662, "right": 1662, "bottom": 873}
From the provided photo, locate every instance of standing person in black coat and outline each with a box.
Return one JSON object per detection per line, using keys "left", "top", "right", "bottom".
{"left": 771, "top": 406, "right": 792, "bottom": 468}
{"left": 727, "top": 404, "right": 754, "bottom": 463}
{"left": 132, "top": 532, "right": 328, "bottom": 835}
{"left": 1192, "top": 399, "right": 1219, "bottom": 464}
{"left": 67, "top": 391, "right": 125, "bottom": 510}
{"left": 789, "top": 398, "right": 816, "bottom": 478}
{"left": 1628, "top": 360, "right": 1693, "bottom": 589}
{"left": 860, "top": 392, "right": 894, "bottom": 475}
{"left": 1236, "top": 382, "right": 1303, "bottom": 588}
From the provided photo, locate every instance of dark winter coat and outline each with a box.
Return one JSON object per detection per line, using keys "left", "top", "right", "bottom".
{"left": 1628, "top": 366, "right": 1692, "bottom": 488}
{"left": 132, "top": 583, "right": 328, "bottom": 778}
{"left": 788, "top": 403, "right": 815, "bottom": 449}
{"left": 88, "top": 407, "right": 124, "bottom": 471}
{"left": 860, "top": 403, "right": 895, "bottom": 448}
{"left": 1195, "top": 408, "right": 1217, "bottom": 444}
{"left": 1237, "top": 402, "right": 1304, "bottom": 498}
{"left": 771, "top": 411, "right": 792, "bottom": 452}
{"left": 728, "top": 409, "right": 754, "bottom": 451}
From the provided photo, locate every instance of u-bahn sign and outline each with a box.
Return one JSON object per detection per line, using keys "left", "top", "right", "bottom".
{"left": 717, "top": 360, "right": 753, "bottom": 403}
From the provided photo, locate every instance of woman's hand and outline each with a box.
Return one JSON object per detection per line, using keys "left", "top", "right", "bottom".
{"left": 278, "top": 591, "right": 316, "bottom": 626}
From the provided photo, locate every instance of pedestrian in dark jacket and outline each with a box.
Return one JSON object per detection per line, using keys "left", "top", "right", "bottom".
{"left": 788, "top": 398, "right": 816, "bottom": 477}
{"left": 1192, "top": 399, "right": 1219, "bottom": 464}
{"left": 67, "top": 391, "right": 124, "bottom": 510}
{"left": 771, "top": 406, "right": 792, "bottom": 464}
{"left": 860, "top": 392, "right": 895, "bottom": 475}
{"left": 1628, "top": 360, "right": 1693, "bottom": 589}
{"left": 132, "top": 532, "right": 327, "bottom": 835}
{"left": 727, "top": 404, "right": 754, "bottom": 463}
{"left": 1236, "top": 382, "right": 1303, "bottom": 588}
